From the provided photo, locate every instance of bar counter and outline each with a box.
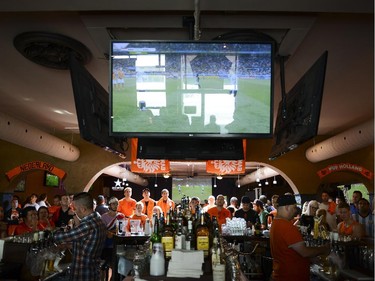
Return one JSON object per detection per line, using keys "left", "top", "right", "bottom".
{"left": 112, "top": 233, "right": 272, "bottom": 281}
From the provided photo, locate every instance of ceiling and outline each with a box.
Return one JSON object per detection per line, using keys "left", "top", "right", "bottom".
{"left": 0, "top": 1, "right": 373, "bottom": 180}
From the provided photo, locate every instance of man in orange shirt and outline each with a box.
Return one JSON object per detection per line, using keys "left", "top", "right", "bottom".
{"left": 140, "top": 188, "right": 156, "bottom": 219}
{"left": 156, "top": 189, "right": 175, "bottom": 217}
{"left": 207, "top": 194, "right": 231, "bottom": 228}
{"left": 117, "top": 187, "right": 137, "bottom": 218}
{"left": 270, "top": 194, "right": 330, "bottom": 281}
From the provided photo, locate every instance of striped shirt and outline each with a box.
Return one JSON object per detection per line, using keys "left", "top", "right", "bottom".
{"left": 352, "top": 212, "right": 374, "bottom": 237}
{"left": 54, "top": 212, "right": 107, "bottom": 281}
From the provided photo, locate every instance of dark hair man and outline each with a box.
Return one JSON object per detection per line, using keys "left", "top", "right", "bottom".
{"left": 53, "top": 192, "right": 107, "bottom": 281}
{"left": 270, "top": 195, "right": 330, "bottom": 281}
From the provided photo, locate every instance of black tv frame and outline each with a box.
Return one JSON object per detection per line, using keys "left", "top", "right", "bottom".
{"left": 269, "top": 51, "right": 328, "bottom": 160}
{"left": 109, "top": 40, "right": 275, "bottom": 139}
{"left": 69, "top": 54, "right": 126, "bottom": 155}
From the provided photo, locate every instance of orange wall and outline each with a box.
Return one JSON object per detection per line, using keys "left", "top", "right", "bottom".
{"left": 0, "top": 134, "right": 373, "bottom": 200}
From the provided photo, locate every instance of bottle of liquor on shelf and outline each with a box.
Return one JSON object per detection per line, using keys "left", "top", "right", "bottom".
{"left": 144, "top": 218, "right": 151, "bottom": 236}
{"left": 196, "top": 212, "right": 210, "bottom": 257}
{"left": 174, "top": 215, "right": 186, "bottom": 250}
{"left": 211, "top": 225, "right": 221, "bottom": 266}
{"left": 185, "top": 220, "right": 195, "bottom": 250}
{"left": 254, "top": 217, "right": 262, "bottom": 236}
{"left": 162, "top": 211, "right": 175, "bottom": 259}
{"left": 211, "top": 228, "right": 225, "bottom": 281}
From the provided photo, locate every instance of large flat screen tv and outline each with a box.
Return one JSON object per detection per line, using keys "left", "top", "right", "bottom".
{"left": 110, "top": 41, "right": 274, "bottom": 138}
{"left": 69, "top": 55, "right": 126, "bottom": 155}
{"left": 269, "top": 51, "right": 328, "bottom": 160}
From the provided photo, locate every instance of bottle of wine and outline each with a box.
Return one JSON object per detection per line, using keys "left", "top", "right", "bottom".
{"left": 185, "top": 220, "right": 195, "bottom": 250}
{"left": 161, "top": 211, "right": 175, "bottom": 259}
{"left": 150, "top": 214, "right": 161, "bottom": 244}
{"left": 196, "top": 212, "right": 210, "bottom": 257}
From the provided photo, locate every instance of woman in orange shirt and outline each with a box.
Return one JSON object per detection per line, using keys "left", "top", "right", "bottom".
{"left": 337, "top": 201, "right": 364, "bottom": 239}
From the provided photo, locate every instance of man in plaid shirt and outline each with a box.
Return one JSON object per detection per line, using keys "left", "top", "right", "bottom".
{"left": 54, "top": 192, "right": 107, "bottom": 281}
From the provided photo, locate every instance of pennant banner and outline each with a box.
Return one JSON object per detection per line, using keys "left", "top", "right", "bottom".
{"left": 317, "top": 163, "right": 373, "bottom": 180}
{"left": 6, "top": 161, "right": 66, "bottom": 181}
{"left": 130, "top": 138, "right": 170, "bottom": 174}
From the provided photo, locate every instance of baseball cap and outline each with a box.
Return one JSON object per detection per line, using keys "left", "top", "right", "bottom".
{"left": 277, "top": 195, "right": 297, "bottom": 207}
{"left": 241, "top": 196, "right": 251, "bottom": 204}
{"left": 253, "top": 199, "right": 264, "bottom": 208}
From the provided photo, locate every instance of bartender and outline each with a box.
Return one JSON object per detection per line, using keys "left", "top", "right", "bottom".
{"left": 53, "top": 192, "right": 107, "bottom": 281}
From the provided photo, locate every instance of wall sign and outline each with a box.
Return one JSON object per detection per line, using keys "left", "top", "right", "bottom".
{"left": 317, "top": 163, "right": 373, "bottom": 180}
{"left": 6, "top": 161, "right": 66, "bottom": 181}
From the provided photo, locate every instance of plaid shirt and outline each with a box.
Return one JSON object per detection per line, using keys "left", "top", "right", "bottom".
{"left": 54, "top": 211, "right": 107, "bottom": 281}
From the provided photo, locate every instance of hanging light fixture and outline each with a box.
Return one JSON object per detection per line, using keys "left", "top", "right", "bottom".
{"left": 265, "top": 179, "right": 269, "bottom": 185}
{"left": 258, "top": 181, "right": 262, "bottom": 187}
{"left": 154, "top": 173, "right": 158, "bottom": 188}
{"left": 273, "top": 176, "right": 277, "bottom": 185}
{"left": 213, "top": 177, "right": 217, "bottom": 188}
{"left": 237, "top": 174, "right": 241, "bottom": 188}
{"left": 163, "top": 173, "right": 170, "bottom": 179}
{"left": 216, "top": 175, "right": 223, "bottom": 180}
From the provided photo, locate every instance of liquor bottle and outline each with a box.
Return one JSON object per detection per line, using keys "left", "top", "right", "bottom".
{"left": 144, "top": 218, "right": 151, "bottom": 236}
{"left": 161, "top": 211, "right": 175, "bottom": 259}
{"left": 211, "top": 226, "right": 220, "bottom": 266}
{"left": 196, "top": 212, "right": 210, "bottom": 257}
{"left": 185, "top": 220, "right": 195, "bottom": 250}
{"left": 174, "top": 216, "right": 186, "bottom": 250}
{"left": 254, "top": 217, "right": 262, "bottom": 236}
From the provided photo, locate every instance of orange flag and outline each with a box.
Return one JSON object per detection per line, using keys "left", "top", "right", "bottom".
{"left": 130, "top": 138, "right": 170, "bottom": 174}
{"left": 206, "top": 140, "right": 246, "bottom": 175}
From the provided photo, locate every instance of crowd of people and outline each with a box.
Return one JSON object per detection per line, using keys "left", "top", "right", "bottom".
{"left": 0, "top": 188, "right": 372, "bottom": 281}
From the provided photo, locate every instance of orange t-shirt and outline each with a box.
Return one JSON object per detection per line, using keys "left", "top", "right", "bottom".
{"left": 140, "top": 198, "right": 156, "bottom": 219}
{"left": 338, "top": 221, "right": 359, "bottom": 236}
{"left": 127, "top": 213, "right": 148, "bottom": 232}
{"left": 117, "top": 198, "right": 137, "bottom": 218}
{"left": 207, "top": 207, "right": 232, "bottom": 227}
{"left": 270, "top": 218, "right": 310, "bottom": 281}
{"left": 156, "top": 198, "right": 175, "bottom": 218}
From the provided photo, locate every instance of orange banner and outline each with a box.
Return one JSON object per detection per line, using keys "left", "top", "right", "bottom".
{"left": 6, "top": 161, "right": 66, "bottom": 181}
{"left": 317, "top": 163, "right": 373, "bottom": 180}
{"left": 130, "top": 138, "right": 170, "bottom": 174}
{"left": 205, "top": 139, "right": 246, "bottom": 175}
{"left": 206, "top": 160, "right": 246, "bottom": 175}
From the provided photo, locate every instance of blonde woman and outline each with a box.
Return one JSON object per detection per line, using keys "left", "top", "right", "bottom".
{"left": 294, "top": 200, "right": 319, "bottom": 232}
